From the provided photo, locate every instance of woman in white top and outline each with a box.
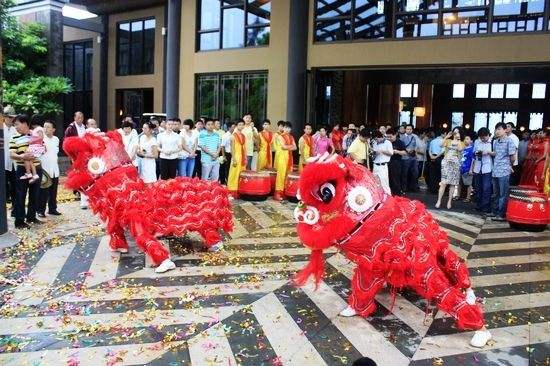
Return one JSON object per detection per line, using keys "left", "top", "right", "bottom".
{"left": 137, "top": 121, "right": 158, "bottom": 183}
{"left": 119, "top": 121, "right": 139, "bottom": 166}
{"left": 179, "top": 119, "right": 198, "bottom": 177}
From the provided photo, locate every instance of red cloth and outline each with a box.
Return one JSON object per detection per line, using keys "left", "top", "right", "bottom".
{"left": 294, "top": 155, "right": 484, "bottom": 330}
{"left": 233, "top": 132, "right": 247, "bottom": 167}
{"left": 63, "top": 131, "right": 234, "bottom": 265}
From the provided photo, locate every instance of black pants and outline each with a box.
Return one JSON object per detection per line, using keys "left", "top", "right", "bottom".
{"left": 38, "top": 176, "right": 59, "bottom": 214}
{"left": 14, "top": 165, "right": 42, "bottom": 224}
{"left": 5, "top": 169, "right": 16, "bottom": 204}
{"left": 160, "top": 158, "right": 178, "bottom": 180}
{"left": 220, "top": 152, "right": 232, "bottom": 185}
{"left": 388, "top": 159, "right": 402, "bottom": 196}
{"left": 428, "top": 156, "right": 443, "bottom": 194}
{"left": 193, "top": 151, "right": 202, "bottom": 178}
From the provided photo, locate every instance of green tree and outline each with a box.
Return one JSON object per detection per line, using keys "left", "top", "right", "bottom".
{"left": 1, "top": 0, "right": 71, "bottom": 117}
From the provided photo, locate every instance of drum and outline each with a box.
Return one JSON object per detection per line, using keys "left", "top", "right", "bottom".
{"left": 238, "top": 170, "right": 271, "bottom": 199}
{"left": 284, "top": 172, "right": 300, "bottom": 200}
{"left": 264, "top": 168, "right": 277, "bottom": 192}
{"left": 507, "top": 191, "right": 550, "bottom": 231}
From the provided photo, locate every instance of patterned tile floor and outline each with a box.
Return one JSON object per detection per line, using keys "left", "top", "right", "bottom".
{"left": 0, "top": 196, "right": 548, "bottom": 365}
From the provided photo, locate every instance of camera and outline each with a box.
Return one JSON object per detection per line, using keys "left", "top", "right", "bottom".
{"left": 475, "top": 150, "right": 482, "bottom": 157}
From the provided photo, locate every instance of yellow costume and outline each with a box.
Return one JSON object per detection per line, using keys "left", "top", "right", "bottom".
{"left": 274, "top": 133, "right": 295, "bottom": 195}
{"left": 257, "top": 130, "right": 274, "bottom": 171}
{"left": 298, "top": 134, "right": 313, "bottom": 172}
{"left": 227, "top": 131, "right": 247, "bottom": 196}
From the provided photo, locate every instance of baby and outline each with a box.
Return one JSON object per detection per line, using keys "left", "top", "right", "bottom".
{"left": 20, "top": 122, "right": 45, "bottom": 183}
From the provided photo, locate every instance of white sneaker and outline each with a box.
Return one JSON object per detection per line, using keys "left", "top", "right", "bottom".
{"left": 208, "top": 242, "right": 224, "bottom": 252}
{"left": 338, "top": 305, "right": 357, "bottom": 317}
{"left": 470, "top": 330, "right": 492, "bottom": 348}
{"left": 465, "top": 288, "right": 476, "bottom": 305}
{"left": 155, "top": 259, "right": 176, "bottom": 273}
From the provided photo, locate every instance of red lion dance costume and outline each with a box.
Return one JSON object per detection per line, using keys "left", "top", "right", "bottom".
{"left": 63, "top": 131, "right": 233, "bottom": 273}
{"left": 293, "top": 153, "right": 491, "bottom": 347}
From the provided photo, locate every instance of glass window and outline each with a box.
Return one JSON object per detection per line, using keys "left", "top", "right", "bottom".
{"left": 402, "top": 0, "right": 440, "bottom": 12}
{"left": 244, "top": 73, "right": 268, "bottom": 123}
{"left": 444, "top": 0, "right": 488, "bottom": 8}
{"left": 354, "top": 0, "right": 391, "bottom": 39}
{"left": 246, "top": 26, "right": 270, "bottom": 46}
{"left": 442, "top": 10, "right": 488, "bottom": 35}
{"left": 490, "top": 83, "right": 505, "bottom": 98}
{"left": 453, "top": 84, "right": 465, "bottom": 98}
{"left": 451, "top": 112, "right": 463, "bottom": 128}
{"left": 488, "top": 112, "right": 502, "bottom": 132}
{"left": 317, "top": 0, "right": 352, "bottom": 19}
{"left": 503, "top": 112, "right": 517, "bottom": 124}
{"left": 506, "top": 84, "right": 520, "bottom": 98}
{"left": 200, "top": 0, "right": 220, "bottom": 30}
{"left": 195, "top": 71, "right": 268, "bottom": 121}
{"left": 198, "top": 1, "right": 270, "bottom": 50}
{"left": 247, "top": 0, "right": 271, "bottom": 25}
{"left": 401, "top": 84, "right": 413, "bottom": 98}
{"left": 400, "top": 111, "right": 415, "bottom": 125}
{"left": 476, "top": 84, "right": 489, "bottom": 98}
{"left": 316, "top": 19, "right": 352, "bottom": 41}
{"left": 63, "top": 41, "right": 93, "bottom": 131}
{"left": 529, "top": 113, "right": 544, "bottom": 130}
{"left": 474, "top": 112, "right": 488, "bottom": 131}
{"left": 200, "top": 32, "right": 220, "bottom": 50}
{"left": 117, "top": 18, "right": 155, "bottom": 76}
{"left": 396, "top": 12, "right": 439, "bottom": 38}
{"left": 532, "top": 83, "right": 546, "bottom": 99}
{"left": 492, "top": 0, "right": 545, "bottom": 32}
{"left": 197, "top": 75, "right": 218, "bottom": 119}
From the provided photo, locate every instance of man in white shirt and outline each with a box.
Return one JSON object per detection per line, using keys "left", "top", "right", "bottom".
{"left": 156, "top": 120, "right": 182, "bottom": 179}
{"left": 220, "top": 121, "right": 236, "bottom": 185}
{"left": 371, "top": 131, "right": 393, "bottom": 195}
{"left": 242, "top": 114, "right": 258, "bottom": 170}
{"left": 38, "top": 121, "right": 61, "bottom": 217}
{"left": 3, "top": 106, "right": 17, "bottom": 206}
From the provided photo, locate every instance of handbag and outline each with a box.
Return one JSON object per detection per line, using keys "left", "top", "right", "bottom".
{"left": 40, "top": 170, "right": 52, "bottom": 189}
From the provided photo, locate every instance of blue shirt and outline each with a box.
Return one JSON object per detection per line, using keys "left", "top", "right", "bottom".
{"left": 460, "top": 145, "right": 474, "bottom": 174}
{"left": 472, "top": 139, "right": 492, "bottom": 174}
{"left": 400, "top": 133, "right": 416, "bottom": 160}
{"left": 429, "top": 136, "right": 443, "bottom": 156}
{"left": 198, "top": 130, "right": 221, "bottom": 164}
{"left": 492, "top": 136, "right": 516, "bottom": 178}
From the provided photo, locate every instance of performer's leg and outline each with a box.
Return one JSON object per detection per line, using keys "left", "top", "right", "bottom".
{"left": 410, "top": 264, "right": 490, "bottom": 346}
{"left": 198, "top": 228, "right": 223, "bottom": 252}
{"left": 341, "top": 268, "right": 385, "bottom": 317}
{"left": 437, "top": 244, "right": 471, "bottom": 289}
{"left": 130, "top": 222, "right": 173, "bottom": 272}
{"left": 106, "top": 221, "right": 130, "bottom": 252}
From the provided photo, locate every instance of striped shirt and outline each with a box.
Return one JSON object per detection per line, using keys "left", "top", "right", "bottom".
{"left": 9, "top": 133, "right": 40, "bottom": 167}
{"left": 198, "top": 130, "right": 221, "bottom": 164}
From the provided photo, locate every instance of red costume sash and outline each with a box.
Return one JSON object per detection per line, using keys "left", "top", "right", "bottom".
{"left": 233, "top": 132, "right": 247, "bottom": 167}
{"left": 303, "top": 134, "right": 313, "bottom": 150}
{"left": 282, "top": 133, "right": 295, "bottom": 170}
{"left": 261, "top": 130, "right": 273, "bottom": 166}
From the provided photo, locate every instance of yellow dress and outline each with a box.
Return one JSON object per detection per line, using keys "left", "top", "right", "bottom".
{"left": 273, "top": 132, "right": 282, "bottom": 171}
{"left": 275, "top": 133, "right": 295, "bottom": 192}
{"left": 227, "top": 132, "right": 247, "bottom": 194}
{"left": 298, "top": 134, "right": 313, "bottom": 172}
{"left": 257, "top": 130, "right": 273, "bottom": 171}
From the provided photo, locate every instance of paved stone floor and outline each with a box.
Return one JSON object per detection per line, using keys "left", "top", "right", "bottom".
{"left": 0, "top": 195, "right": 548, "bottom": 365}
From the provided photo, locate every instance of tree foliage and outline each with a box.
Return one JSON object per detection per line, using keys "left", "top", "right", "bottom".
{"left": 1, "top": 1, "right": 72, "bottom": 117}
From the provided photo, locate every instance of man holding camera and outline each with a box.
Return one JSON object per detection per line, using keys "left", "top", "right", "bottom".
{"left": 400, "top": 124, "right": 419, "bottom": 193}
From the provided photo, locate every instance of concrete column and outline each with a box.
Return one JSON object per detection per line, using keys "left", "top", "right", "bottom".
{"left": 165, "top": 0, "right": 181, "bottom": 119}
{"left": 286, "top": 0, "right": 309, "bottom": 134}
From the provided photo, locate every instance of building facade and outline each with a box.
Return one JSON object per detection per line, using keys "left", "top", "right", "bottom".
{"left": 10, "top": 0, "right": 550, "bottom": 134}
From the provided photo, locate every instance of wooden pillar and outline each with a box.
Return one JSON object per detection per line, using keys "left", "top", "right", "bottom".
{"left": 378, "top": 84, "right": 400, "bottom": 127}
{"left": 416, "top": 84, "right": 433, "bottom": 128}
{"left": 342, "top": 70, "right": 367, "bottom": 126}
